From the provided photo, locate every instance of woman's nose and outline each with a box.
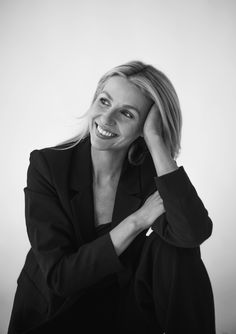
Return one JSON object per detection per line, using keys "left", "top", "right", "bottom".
{"left": 101, "top": 109, "right": 116, "bottom": 126}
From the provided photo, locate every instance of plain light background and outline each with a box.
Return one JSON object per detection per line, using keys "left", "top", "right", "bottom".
{"left": 1, "top": 0, "right": 236, "bottom": 333}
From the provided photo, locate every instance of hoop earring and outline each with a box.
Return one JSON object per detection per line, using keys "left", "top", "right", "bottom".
{"left": 128, "top": 137, "right": 148, "bottom": 166}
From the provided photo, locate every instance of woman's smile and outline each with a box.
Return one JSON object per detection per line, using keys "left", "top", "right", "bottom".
{"left": 95, "top": 122, "right": 119, "bottom": 139}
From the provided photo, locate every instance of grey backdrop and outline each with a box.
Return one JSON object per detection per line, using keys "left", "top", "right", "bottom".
{"left": 1, "top": 0, "right": 236, "bottom": 333}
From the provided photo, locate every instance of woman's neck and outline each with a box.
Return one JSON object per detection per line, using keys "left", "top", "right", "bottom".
{"left": 91, "top": 147, "right": 126, "bottom": 185}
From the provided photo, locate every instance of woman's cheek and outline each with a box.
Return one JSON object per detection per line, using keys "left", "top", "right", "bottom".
{"left": 126, "top": 125, "right": 141, "bottom": 141}
{"left": 94, "top": 103, "right": 105, "bottom": 114}
{"left": 133, "top": 120, "right": 144, "bottom": 135}
{"left": 89, "top": 106, "right": 101, "bottom": 118}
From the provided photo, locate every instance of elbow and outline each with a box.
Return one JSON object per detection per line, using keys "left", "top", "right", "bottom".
{"left": 181, "top": 201, "right": 214, "bottom": 247}
{"left": 195, "top": 216, "right": 213, "bottom": 246}
{"left": 183, "top": 216, "right": 213, "bottom": 248}
{"left": 173, "top": 216, "right": 213, "bottom": 248}
{"left": 152, "top": 214, "right": 213, "bottom": 248}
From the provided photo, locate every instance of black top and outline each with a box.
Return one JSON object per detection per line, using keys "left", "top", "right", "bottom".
{"left": 95, "top": 223, "right": 112, "bottom": 237}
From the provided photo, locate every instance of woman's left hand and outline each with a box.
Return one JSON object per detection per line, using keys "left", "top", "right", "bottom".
{"left": 143, "top": 103, "right": 177, "bottom": 176}
{"left": 143, "top": 103, "right": 163, "bottom": 143}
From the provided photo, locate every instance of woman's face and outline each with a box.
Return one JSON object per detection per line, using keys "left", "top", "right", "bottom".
{"left": 88, "top": 75, "right": 153, "bottom": 152}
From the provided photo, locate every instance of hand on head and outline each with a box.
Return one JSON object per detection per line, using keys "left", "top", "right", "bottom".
{"left": 142, "top": 103, "right": 163, "bottom": 140}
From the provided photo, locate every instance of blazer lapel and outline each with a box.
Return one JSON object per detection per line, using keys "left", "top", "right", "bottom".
{"left": 69, "top": 137, "right": 96, "bottom": 243}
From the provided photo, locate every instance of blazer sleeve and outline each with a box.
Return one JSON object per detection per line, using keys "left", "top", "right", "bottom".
{"left": 24, "top": 149, "right": 124, "bottom": 298}
{"left": 151, "top": 167, "right": 213, "bottom": 247}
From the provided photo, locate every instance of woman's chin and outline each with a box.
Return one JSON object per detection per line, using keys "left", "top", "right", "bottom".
{"left": 90, "top": 136, "right": 130, "bottom": 155}
{"left": 90, "top": 134, "right": 114, "bottom": 150}
{"left": 90, "top": 127, "right": 132, "bottom": 153}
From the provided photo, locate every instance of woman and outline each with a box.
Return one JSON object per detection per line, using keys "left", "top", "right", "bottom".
{"left": 8, "top": 60, "right": 215, "bottom": 333}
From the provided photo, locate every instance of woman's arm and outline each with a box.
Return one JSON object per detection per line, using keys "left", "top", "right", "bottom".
{"left": 143, "top": 105, "right": 213, "bottom": 247}
{"left": 145, "top": 134, "right": 178, "bottom": 176}
{"left": 143, "top": 103, "right": 178, "bottom": 177}
{"left": 110, "top": 190, "right": 165, "bottom": 256}
{"left": 151, "top": 166, "right": 213, "bottom": 247}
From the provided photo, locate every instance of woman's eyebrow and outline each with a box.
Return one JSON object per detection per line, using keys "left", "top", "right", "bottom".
{"left": 102, "top": 90, "right": 140, "bottom": 115}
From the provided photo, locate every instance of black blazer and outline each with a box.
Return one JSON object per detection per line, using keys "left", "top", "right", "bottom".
{"left": 8, "top": 136, "right": 215, "bottom": 334}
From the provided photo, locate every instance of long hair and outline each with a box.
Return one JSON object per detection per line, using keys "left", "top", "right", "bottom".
{"left": 53, "top": 60, "right": 182, "bottom": 164}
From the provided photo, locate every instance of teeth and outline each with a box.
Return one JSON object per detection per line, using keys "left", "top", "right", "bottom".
{"left": 97, "top": 125, "right": 116, "bottom": 137}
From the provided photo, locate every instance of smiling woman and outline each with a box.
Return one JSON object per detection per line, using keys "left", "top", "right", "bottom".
{"left": 8, "top": 60, "right": 216, "bottom": 334}
{"left": 89, "top": 76, "right": 153, "bottom": 156}
{"left": 53, "top": 60, "right": 182, "bottom": 165}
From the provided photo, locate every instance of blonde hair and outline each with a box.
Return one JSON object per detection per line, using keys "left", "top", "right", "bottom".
{"left": 54, "top": 60, "right": 182, "bottom": 163}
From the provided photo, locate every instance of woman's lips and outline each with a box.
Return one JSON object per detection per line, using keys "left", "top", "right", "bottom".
{"left": 95, "top": 122, "right": 118, "bottom": 139}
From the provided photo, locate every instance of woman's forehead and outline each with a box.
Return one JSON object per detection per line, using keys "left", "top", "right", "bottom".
{"left": 102, "top": 76, "right": 152, "bottom": 109}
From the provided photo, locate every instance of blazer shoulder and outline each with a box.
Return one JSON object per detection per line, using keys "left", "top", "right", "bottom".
{"left": 32, "top": 142, "right": 75, "bottom": 162}
{"left": 28, "top": 140, "right": 86, "bottom": 171}
{"left": 26, "top": 140, "right": 88, "bottom": 192}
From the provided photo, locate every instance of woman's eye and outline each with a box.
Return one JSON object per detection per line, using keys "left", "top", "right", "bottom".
{"left": 121, "top": 110, "right": 134, "bottom": 119}
{"left": 99, "top": 97, "right": 110, "bottom": 106}
{"left": 98, "top": 98, "right": 134, "bottom": 119}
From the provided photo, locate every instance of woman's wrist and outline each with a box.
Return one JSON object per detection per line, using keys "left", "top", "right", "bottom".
{"left": 109, "top": 215, "right": 143, "bottom": 256}
{"left": 145, "top": 133, "right": 166, "bottom": 152}
{"left": 145, "top": 134, "right": 178, "bottom": 177}
{"left": 129, "top": 212, "right": 147, "bottom": 233}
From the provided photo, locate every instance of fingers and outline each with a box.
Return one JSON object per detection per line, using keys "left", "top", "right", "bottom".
{"left": 135, "top": 189, "right": 166, "bottom": 230}
{"left": 139, "top": 190, "right": 165, "bottom": 226}
{"left": 143, "top": 191, "right": 164, "bottom": 214}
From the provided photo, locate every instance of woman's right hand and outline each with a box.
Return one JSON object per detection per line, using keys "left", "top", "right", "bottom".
{"left": 134, "top": 190, "right": 165, "bottom": 231}
{"left": 110, "top": 190, "right": 165, "bottom": 256}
